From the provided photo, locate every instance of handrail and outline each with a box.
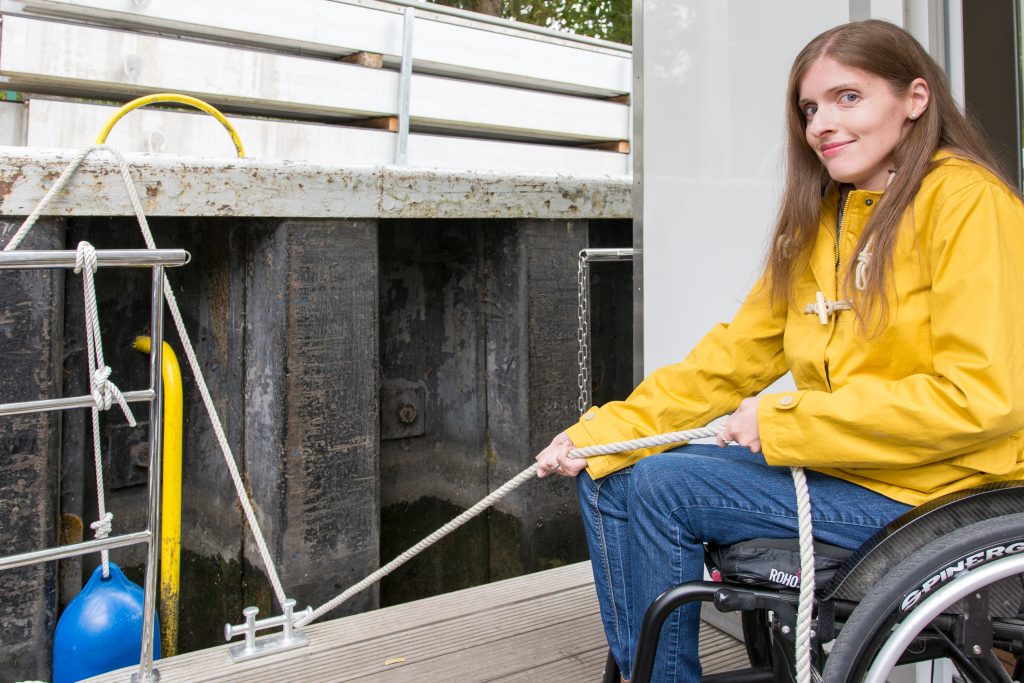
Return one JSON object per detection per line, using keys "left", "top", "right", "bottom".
{"left": 0, "top": 255, "right": 172, "bottom": 683}
{"left": 0, "top": 531, "right": 152, "bottom": 571}
{"left": 0, "top": 390, "right": 154, "bottom": 417}
{"left": 0, "top": 249, "right": 190, "bottom": 269}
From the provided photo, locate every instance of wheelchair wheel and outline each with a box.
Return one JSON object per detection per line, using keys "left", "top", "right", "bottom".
{"left": 822, "top": 513, "right": 1024, "bottom": 682}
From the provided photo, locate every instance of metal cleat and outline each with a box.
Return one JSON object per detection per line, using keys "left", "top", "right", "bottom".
{"left": 224, "top": 598, "right": 312, "bottom": 662}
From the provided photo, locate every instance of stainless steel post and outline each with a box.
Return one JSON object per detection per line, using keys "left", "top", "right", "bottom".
{"left": 394, "top": 6, "right": 415, "bottom": 166}
{"left": 134, "top": 267, "right": 166, "bottom": 683}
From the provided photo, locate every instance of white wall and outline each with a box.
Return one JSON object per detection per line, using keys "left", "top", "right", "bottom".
{"left": 638, "top": 0, "right": 954, "bottom": 374}
{"left": 639, "top": 0, "right": 847, "bottom": 375}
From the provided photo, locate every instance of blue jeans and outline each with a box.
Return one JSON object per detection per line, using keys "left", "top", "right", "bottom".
{"left": 576, "top": 444, "right": 912, "bottom": 682}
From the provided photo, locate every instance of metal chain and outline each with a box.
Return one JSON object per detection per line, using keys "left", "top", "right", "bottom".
{"left": 576, "top": 250, "right": 591, "bottom": 415}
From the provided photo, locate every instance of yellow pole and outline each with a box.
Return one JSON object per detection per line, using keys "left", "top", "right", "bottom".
{"left": 133, "top": 336, "right": 183, "bottom": 657}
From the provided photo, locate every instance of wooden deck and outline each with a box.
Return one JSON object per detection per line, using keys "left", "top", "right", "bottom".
{"left": 86, "top": 562, "right": 747, "bottom": 682}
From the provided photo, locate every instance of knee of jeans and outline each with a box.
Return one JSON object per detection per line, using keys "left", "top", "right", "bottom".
{"left": 576, "top": 469, "right": 596, "bottom": 504}
{"left": 629, "top": 456, "right": 661, "bottom": 500}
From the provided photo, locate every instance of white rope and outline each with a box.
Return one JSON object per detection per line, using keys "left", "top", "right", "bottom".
{"left": 791, "top": 466, "right": 816, "bottom": 683}
{"left": 4, "top": 146, "right": 290, "bottom": 609}
{"left": 3, "top": 147, "right": 93, "bottom": 253}
{"left": 295, "top": 462, "right": 543, "bottom": 627}
{"left": 297, "top": 424, "right": 725, "bottom": 626}
{"left": 73, "top": 240, "right": 138, "bottom": 578}
{"left": 854, "top": 235, "right": 875, "bottom": 292}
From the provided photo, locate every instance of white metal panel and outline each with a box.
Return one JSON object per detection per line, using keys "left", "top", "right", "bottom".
{"left": 8, "top": 0, "right": 630, "bottom": 95}
{"left": 9, "top": 0, "right": 405, "bottom": 56}
{"left": 0, "top": 16, "right": 627, "bottom": 142}
{"left": 412, "top": 18, "right": 631, "bottom": 95}
{"left": 640, "top": 0, "right": 848, "bottom": 374}
{"left": 411, "top": 74, "right": 629, "bottom": 141}
{"left": 0, "top": 16, "right": 398, "bottom": 116}
{"left": 407, "top": 133, "right": 628, "bottom": 176}
{"left": 0, "top": 100, "right": 26, "bottom": 145}
{"left": 23, "top": 98, "right": 628, "bottom": 175}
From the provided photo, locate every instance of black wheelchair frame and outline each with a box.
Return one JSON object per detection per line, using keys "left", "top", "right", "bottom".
{"left": 601, "top": 482, "right": 1024, "bottom": 683}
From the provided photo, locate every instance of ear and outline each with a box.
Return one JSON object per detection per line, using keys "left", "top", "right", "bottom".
{"left": 907, "top": 77, "right": 930, "bottom": 120}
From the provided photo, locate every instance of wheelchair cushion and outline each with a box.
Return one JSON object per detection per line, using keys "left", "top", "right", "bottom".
{"left": 707, "top": 538, "right": 853, "bottom": 590}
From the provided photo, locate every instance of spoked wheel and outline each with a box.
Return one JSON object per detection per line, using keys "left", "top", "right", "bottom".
{"left": 823, "top": 514, "right": 1024, "bottom": 683}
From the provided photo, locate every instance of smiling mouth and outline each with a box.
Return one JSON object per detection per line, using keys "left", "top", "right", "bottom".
{"left": 820, "top": 141, "right": 852, "bottom": 157}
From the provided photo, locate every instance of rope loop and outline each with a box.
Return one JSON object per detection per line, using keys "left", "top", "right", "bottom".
{"left": 90, "top": 364, "right": 136, "bottom": 425}
{"left": 75, "top": 241, "right": 137, "bottom": 426}
{"left": 74, "top": 240, "right": 99, "bottom": 275}
{"left": 90, "top": 511, "right": 114, "bottom": 540}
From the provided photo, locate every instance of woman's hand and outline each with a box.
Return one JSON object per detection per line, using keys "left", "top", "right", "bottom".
{"left": 717, "top": 397, "right": 762, "bottom": 453}
{"left": 535, "top": 431, "right": 588, "bottom": 478}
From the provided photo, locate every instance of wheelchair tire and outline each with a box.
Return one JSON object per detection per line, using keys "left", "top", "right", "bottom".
{"left": 822, "top": 513, "right": 1024, "bottom": 682}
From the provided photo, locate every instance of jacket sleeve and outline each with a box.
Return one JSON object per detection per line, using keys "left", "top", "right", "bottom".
{"left": 568, "top": 276, "right": 789, "bottom": 479}
{"left": 759, "top": 179, "right": 1024, "bottom": 470}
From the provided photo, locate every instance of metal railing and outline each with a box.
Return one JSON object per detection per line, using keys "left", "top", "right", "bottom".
{"left": 0, "top": 247, "right": 190, "bottom": 683}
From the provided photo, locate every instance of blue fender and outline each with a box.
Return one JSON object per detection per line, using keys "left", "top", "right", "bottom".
{"left": 53, "top": 563, "right": 160, "bottom": 682}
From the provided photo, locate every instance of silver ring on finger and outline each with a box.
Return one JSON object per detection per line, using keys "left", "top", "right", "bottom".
{"left": 552, "top": 461, "right": 562, "bottom": 470}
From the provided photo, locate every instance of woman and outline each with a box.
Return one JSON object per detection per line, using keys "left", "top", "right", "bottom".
{"left": 535, "top": 19, "right": 1024, "bottom": 682}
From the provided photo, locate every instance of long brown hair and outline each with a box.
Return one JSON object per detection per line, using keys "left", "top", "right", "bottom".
{"left": 767, "top": 19, "right": 1014, "bottom": 329}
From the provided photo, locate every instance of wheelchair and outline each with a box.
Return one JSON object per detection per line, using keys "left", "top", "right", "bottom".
{"left": 602, "top": 482, "right": 1024, "bottom": 683}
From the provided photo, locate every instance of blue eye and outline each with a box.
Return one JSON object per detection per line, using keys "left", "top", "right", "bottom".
{"left": 841, "top": 92, "right": 860, "bottom": 104}
{"left": 802, "top": 103, "right": 817, "bottom": 118}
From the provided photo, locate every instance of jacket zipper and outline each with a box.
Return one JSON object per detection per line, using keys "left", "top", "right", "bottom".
{"left": 835, "top": 189, "right": 853, "bottom": 275}
{"left": 823, "top": 189, "right": 852, "bottom": 392}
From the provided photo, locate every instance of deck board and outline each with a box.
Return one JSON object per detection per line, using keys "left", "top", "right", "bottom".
{"left": 86, "top": 562, "right": 748, "bottom": 681}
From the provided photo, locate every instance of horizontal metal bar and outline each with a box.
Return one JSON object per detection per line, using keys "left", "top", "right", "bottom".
{"left": 582, "top": 248, "right": 636, "bottom": 262}
{"left": 0, "top": 530, "right": 151, "bottom": 571}
{"left": 0, "top": 389, "right": 154, "bottom": 417}
{"left": 0, "top": 249, "right": 190, "bottom": 269}
{"left": 357, "top": 0, "right": 632, "bottom": 53}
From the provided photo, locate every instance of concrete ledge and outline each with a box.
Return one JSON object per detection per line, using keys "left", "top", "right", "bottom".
{"left": 0, "top": 147, "right": 632, "bottom": 219}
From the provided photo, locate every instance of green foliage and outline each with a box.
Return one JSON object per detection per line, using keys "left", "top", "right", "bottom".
{"left": 428, "top": 0, "right": 632, "bottom": 45}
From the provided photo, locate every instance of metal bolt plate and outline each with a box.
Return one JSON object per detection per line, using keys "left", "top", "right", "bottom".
{"left": 380, "top": 380, "right": 426, "bottom": 440}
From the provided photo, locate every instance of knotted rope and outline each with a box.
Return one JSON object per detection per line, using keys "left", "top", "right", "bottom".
{"left": 75, "top": 240, "right": 137, "bottom": 577}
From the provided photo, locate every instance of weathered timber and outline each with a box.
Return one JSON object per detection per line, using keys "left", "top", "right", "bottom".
{"left": 0, "top": 217, "right": 64, "bottom": 682}
{"left": 378, "top": 219, "right": 491, "bottom": 604}
{"left": 0, "top": 148, "right": 632, "bottom": 219}
{"left": 485, "top": 219, "right": 590, "bottom": 573}
{"left": 244, "top": 219, "right": 379, "bottom": 619}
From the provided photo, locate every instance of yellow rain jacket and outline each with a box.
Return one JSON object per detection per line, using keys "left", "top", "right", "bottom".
{"left": 567, "top": 154, "right": 1024, "bottom": 507}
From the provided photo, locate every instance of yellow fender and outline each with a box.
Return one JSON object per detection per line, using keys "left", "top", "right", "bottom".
{"left": 132, "top": 336, "right": 183, "bottom": 657}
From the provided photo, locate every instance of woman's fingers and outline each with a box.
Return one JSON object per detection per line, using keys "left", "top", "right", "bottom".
{"left": 535, "top": 432, "right": 584, "bottom": 478}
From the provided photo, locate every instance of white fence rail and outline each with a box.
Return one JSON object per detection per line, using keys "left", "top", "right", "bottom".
{"left": 0, "top": 0, "right": 632, "bottom": 176}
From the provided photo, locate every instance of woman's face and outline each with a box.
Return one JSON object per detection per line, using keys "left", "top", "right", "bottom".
{"left": 798, "top": 56, "right": 924, "bottom": 191}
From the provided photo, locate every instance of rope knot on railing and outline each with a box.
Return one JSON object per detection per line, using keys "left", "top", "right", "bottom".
{"left": 74, "top": 240, "right": 98, "bottom": 275}
{"left": 90, "top": 511, "right": 113, "bottom": 540}
{"left": 90, "top": 364, "right": 136, "bottom": 425}
{"left": 74, "top": 241, "right": 137, "bottom": 427}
